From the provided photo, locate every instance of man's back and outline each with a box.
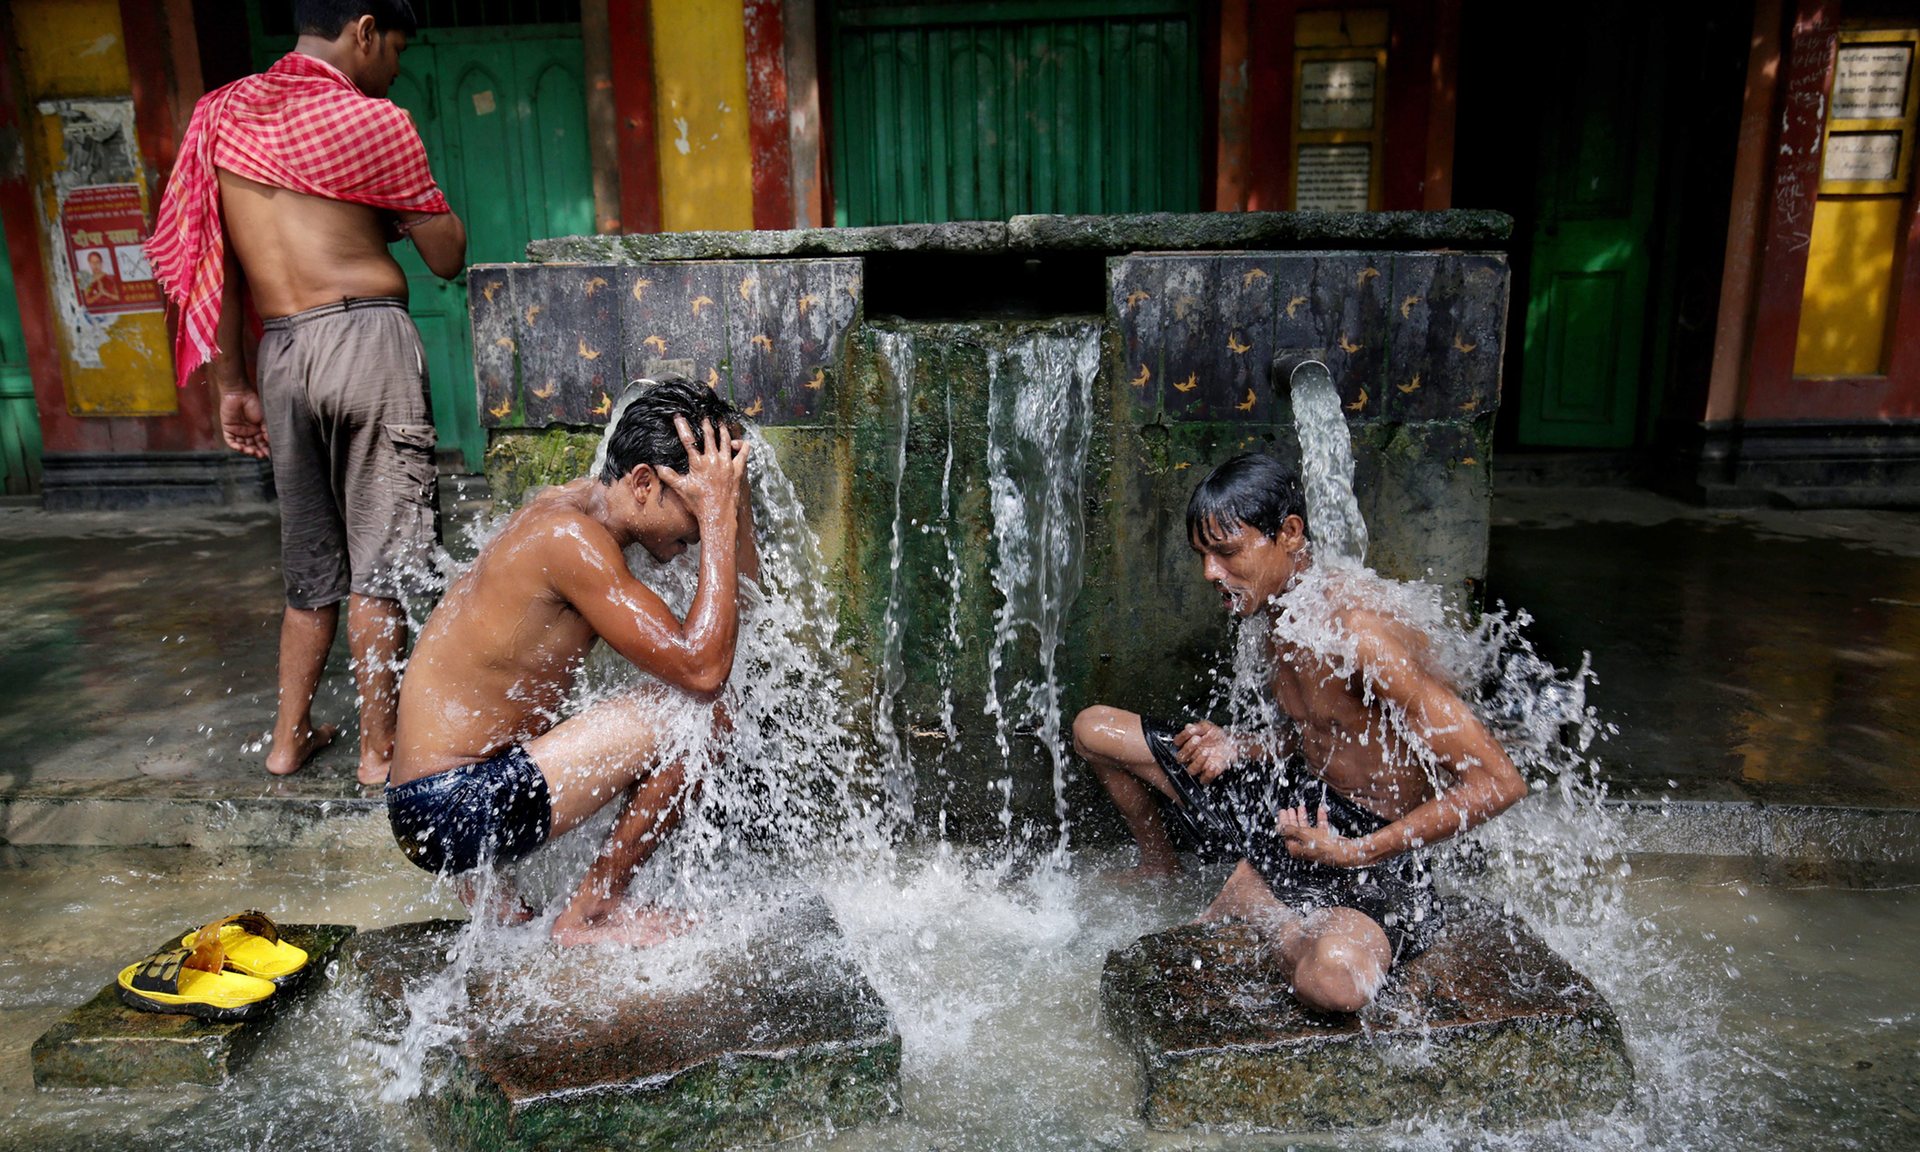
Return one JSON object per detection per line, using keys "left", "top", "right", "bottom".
{"left": 218, "top": 171, "right": 407, "bottom": 316}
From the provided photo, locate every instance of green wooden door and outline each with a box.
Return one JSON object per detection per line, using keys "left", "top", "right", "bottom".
{"left": 0, "top": 213, "right": 43, "bottom": 496}
{"left": 830, "top": 0, "right": 1200, "bottom": 225}
{"left": 248, "top": 18, "right": 591, "bottom": 470}
{"left": 1516, "top": 10, "right": 1665, "bottom": 448}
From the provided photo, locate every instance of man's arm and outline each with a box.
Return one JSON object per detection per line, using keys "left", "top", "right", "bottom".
{"left": 397, "top": 211, "right": 466, "bottom": 280}
{"left": 552, "top": 419, "right": 749, "bottom": 695}
{"left": 1282, "top": 612, "right": 1528, "bottom": 868}
{"left": 207, "top": 244, "right": 269, "bottom": 459}
{"left": 735, "top": 450, "right": 760, "bottom": 587}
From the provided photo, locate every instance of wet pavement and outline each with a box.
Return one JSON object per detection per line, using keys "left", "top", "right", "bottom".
{"left": 1487, "top": 487, "right": 1920, "bottom": 809}
{"left": 0, "top": 483, "right": 1915, "bottom": 839}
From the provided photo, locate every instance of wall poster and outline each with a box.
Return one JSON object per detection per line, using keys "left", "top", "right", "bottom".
{"left": 61, "top": 184, "right": 162, "bottom": 317}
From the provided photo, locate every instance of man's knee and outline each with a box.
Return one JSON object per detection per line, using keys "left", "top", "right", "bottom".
{"left": 1072, "top": 705, "right": 1129, "bottom": 761}
{"left": 1292, "top": 912, "right": 1389, "bottom": 1014}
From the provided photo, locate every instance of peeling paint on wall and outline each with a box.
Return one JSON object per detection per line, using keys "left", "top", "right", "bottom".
{"left": 36, "top": 99, "right": 142, "bottom": 370}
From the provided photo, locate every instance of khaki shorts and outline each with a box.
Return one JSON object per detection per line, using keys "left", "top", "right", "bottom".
{"left": 259, "top": 297, "right": 441, "bottom": 610}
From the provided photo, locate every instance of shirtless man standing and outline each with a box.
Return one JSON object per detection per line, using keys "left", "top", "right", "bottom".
{"left": 148, "top": 0, "right": 465, "bottom": 785}
{"left": 386, "top": 379, "right": 757, "bottom": 947}
{"left": 1072, "top": 453, "right": 1528, "bottom": 1013}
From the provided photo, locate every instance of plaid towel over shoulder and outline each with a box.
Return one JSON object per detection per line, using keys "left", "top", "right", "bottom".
{"left": 147, "top": 52, "right": 450, "bottom": 387}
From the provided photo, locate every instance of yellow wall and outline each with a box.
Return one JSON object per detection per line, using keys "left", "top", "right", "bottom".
{"left": 12, "top": 0, "right": 177, "bottom": 416}
{"left": 650, "top": 0, "right": 755, "bottom": 232}
{"left": 1793, "top": 196, "right": 1903, "bottom": 377}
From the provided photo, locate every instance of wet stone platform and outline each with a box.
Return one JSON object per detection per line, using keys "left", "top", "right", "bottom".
{"left": 1102, "top": 900, "right": 1632, "bottom": 1131}
{"left": 346, "top": 897, "right": 900, "bottom": 1152}
{"left": 30, "top": 922, "right": 355, "bottom": 1089}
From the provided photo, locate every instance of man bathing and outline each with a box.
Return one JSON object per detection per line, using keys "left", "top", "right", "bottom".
{"left": 1073, "top": 453, "right": 1527, "bottom": 1013}
{"left": 386, "top": 379, "right": 757, "bottom": 947}
{"left": 148, "top": 0, "right": 465, "bottom": 785}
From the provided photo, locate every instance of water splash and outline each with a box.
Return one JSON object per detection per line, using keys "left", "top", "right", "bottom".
{"left": 872, "top": 329, "right": 918, "bottom": 823}
{"left": 981, "top": 321, "right": 1101, "bottom": 846}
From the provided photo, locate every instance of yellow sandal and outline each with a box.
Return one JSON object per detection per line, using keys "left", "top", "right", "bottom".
{"left": 116, "top": 947, "right": 276, "bottom": 1021}
{"left": 178, "top": 911, "right": 309, "bottom": 986}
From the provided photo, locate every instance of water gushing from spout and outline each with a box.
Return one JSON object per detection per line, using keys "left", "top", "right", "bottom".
{"left": 1287, "top": 357, "right": 1369, "bottom": 567}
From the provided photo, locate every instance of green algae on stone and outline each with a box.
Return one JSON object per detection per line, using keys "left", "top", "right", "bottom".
{"left": 351, "top": 899, "right": 900, "bottom": 1152}
{"left": 31, "top": 923, "right": 357, "bottom": 1090}
{"left": 484, "top": 429, "right": 605, "bottom": 505}
{"left": 1101, "top": 901, "right": 1633, "bottom": 1131}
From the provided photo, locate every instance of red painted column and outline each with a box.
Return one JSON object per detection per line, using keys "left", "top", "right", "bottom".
{"left": 1381, "top": 0, "right": 1432, "bottom": 210}
{"left": 744, "top": 0, "right": 794, "bottom": 230}
{"left": 609, "top": 0, "right": 663, "bottom": 234}
{"left": 1214, "top": 0, "right": 1251, "bottom": 211}
{"left": 121, "top": 0, "right": 221, "bottom": 452}
{"left": 1243, "top": 0, "right": 1292, "bottom": 210}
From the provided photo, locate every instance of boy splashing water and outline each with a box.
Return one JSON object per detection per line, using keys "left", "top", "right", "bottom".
{"left": 1073, "top": 454, "right": 1527, "bottom": 1011}
{"left": 386, "top": 378, "right": 756, "bottom": 946}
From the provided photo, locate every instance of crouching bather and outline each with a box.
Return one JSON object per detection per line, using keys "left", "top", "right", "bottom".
{"left": 1073, "top": 454, "right": 1528, "bottom": 1012}
{"left": 385, "top": 378, "right": 755, "bottom": 946}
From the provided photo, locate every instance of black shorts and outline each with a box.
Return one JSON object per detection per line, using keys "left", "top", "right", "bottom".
{"left": 1142, "top": 715, "right": 1444, "bottom": 961}
{"left": 385, "top": 745, "right": 553, "bottom": 875}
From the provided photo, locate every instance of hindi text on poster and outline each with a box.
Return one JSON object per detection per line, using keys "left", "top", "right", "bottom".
{"left": 62, "top": 184, "right": 162, "bottom": 317}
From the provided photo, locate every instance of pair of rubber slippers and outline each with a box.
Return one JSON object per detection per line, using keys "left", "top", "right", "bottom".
{"left": 115, "top": 911, "right": 310, "bottom": 1022}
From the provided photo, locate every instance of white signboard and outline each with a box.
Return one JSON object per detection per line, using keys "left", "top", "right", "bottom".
{"left": 1299, "top": 59, "right": 1378, "bottom": 130}
{"left": 1833, "top": 45, "right": 1912, "bottom": 120}
{"left": 1296, "top": 144, "right": 1371, "bottom": 211}
{"left": 1824, "top": 131, "right": 1903, "bottom": 182}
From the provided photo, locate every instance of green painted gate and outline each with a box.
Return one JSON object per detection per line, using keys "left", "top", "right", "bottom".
{"left": 248, "top": 7, "right": 593, "bottom": 470}
{"left": 830, "top": 0, "right": 1201, "bottom": 225}
{"left": 0, "top": 213, "right": 42, "bottom": 496}
{"left": 1516, "top": 8, "right": 1666, "bottom": 449}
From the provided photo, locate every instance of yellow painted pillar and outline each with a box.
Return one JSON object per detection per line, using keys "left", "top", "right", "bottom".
{"left": 11, "top": 0, "right": 177, "bottom": 415}
{"left": 650, "top": 0, "right": 755, "bottom": 232}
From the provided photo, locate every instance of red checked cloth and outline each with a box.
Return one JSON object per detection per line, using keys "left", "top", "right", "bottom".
{"left": 147, "top": 52, "right": 449, "bottom": 387}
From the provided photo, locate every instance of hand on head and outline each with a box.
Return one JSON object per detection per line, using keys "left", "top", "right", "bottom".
{"left": 655, "top": 415, "right": 749, "bottom": 526}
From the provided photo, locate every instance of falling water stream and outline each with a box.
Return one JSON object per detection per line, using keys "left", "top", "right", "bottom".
{"left": 1, "top": 360, "right": 1914, "bottom": 1151}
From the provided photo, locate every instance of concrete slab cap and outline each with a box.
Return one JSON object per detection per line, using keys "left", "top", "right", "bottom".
{"left": 31, "top": 923, "right": 356, "bottom": 1090}
{"left": 1101, "top": 900, "right": 1633, "bottom": 1131}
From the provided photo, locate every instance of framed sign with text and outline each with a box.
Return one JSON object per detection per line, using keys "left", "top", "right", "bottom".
{"left": 1289, "top": 10, "right": 1388, "bottom": 212}
{"left": 1820, "top": 28, "right": 1920, "bottom": 195}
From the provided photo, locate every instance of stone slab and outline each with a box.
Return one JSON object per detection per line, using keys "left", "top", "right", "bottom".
{"left": 523, "top": 211, "right": 1514, "bottom": 264}
{"left": 348, "top": 897, "right": 900, "bottom": 1152}
{"left": 1101, "top": 901, "right": 1632, "bottom": 1131}
{"left": 31, "top": 922, "right": 356, "bottom": 1089}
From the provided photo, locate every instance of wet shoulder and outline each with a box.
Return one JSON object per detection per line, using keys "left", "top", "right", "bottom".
{"left": 489, "top": 497, "right": 620, "bottom": 583}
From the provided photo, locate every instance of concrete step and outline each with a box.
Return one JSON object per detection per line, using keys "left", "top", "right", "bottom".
{"left": 3, "top": 784, "right": 1916, "bottom": 876}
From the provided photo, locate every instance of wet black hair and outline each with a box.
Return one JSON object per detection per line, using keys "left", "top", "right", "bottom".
{"left": 598, "top": 375, "right": 746, "bottom": 484}
{"left": 295, "top": 0, "right": 419, "bottom": 38}
{"left": 1186, "top": 452, "right": 1308, "bottom": 547}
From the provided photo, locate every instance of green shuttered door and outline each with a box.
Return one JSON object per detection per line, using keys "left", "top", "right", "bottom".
{"left": 831, "top": 0, "right": 1200, "bottom": 225}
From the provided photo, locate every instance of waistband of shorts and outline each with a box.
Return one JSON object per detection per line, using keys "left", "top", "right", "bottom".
{"left": 262, "top": 296, "right": 409, "bottom": 331}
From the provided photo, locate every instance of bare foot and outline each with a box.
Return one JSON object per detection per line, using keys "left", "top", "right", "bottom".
{"left": 265, "top": 724, "right": 339, "bottom": 776}
{"left": 456, "top": 875, "right": 536, "bottom": 926}
{"left": 356, "top": 756, "right": 390, "bottom": 788}
{"left": 552, "top": 904, "right": 699, "bottom": 948}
